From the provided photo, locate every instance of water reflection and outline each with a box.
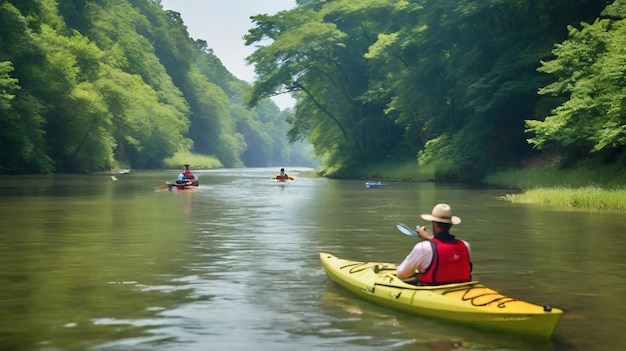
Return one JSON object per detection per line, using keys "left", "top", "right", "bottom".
{"left": 0, "top": 170, "right": 624, "bottom": 350}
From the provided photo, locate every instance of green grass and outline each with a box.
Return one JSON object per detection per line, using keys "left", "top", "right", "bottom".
{"left": 163, "top": 151, "right": 223, "bottom": 170}
{"left": 483, "top": 164, "right": 626, "bottom": 190}
{"left": 504, "top": 187, "right": 626, "bottom": 211}
{"left": 333, "top": 161, "right": 435, "bottom": 181}
{"left": 485, "top": 164, "right": 626, "bottom": 211}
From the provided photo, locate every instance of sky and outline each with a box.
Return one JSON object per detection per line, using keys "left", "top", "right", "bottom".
{"left": 160, "top": 0, "right": 297, "bottom": 110}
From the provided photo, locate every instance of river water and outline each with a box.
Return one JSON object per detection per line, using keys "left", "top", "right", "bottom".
{"left": 0, "top": 168, "right": 624, "bottom": 351}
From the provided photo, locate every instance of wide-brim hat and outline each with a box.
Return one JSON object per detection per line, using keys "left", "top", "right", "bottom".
{"left": 420, "top": 203, "right": 461, "bottom": 225}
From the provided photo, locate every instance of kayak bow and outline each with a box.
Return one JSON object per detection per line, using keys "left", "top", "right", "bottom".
{"left": 319, "top": 252, "right": 563, "bottom": 338}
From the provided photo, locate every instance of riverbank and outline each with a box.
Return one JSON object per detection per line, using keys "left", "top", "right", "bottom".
{"left": 483, "top": 164, "right": 626, "bottom": 211}
{"left": 312, "top": 160, "right": 626, "bottom": 211}
{"left": 163, "top": 151, "right": 223, "bottom": 169}
{"left": 501, "top": 186, "right": 626, "bottom": 211}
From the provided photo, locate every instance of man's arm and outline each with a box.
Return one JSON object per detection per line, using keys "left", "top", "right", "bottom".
{"left": 396, "top": 242, "right": 432, "bottom": 279}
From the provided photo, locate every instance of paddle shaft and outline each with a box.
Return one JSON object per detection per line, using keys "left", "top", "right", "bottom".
{"left": 155, "top": 181, "right": 194, "bottom": 189}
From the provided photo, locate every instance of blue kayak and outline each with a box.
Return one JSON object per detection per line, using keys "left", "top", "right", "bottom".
{"left": 365, "top": 181, "right": 385, "bottom": 188}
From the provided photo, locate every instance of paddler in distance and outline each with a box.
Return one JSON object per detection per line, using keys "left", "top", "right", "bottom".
{"left": 273, "top": 168, "right": 293, "bottom": 181}
{"left": 176, "top": 164, "right": 199, "bottom": 186}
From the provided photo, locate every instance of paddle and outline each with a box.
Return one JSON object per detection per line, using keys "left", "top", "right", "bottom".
{"left": 396, "top": 223, "right": 417, "bottom": 237}
{"left": 391, "top": 224, "right": 433, "bottom": 279}
{"left": 155, "top": 182, "right": 184, "bottom": 189}
{"left": 396, "top": 223, "right": 433, "bottom": 240}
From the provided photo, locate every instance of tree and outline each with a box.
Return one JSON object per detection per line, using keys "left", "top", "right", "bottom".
{"left": 527, "top": 1, "right": 626, "bottom": 165}
{"left": 387, "top": 0, "right": 607, "bottom": 179}
{"left": 245, "top": 0, "right": 607, "bottom": 179}
{"left": 246, "top": 0, "right": 412, "bottom": 175}
{"left": 0, "top": 3, "right": 55, "bottom": 173}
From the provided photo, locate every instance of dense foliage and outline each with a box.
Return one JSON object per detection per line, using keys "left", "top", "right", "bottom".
{"left": 0, "top": 0, "right": 314, "bottom": 173}
{"left": 3, "top": 0, "right": 623, "bottom": 179}
{"left": 528, "top": 1, "right": 626, "bottom": 166}
{"left": 245, "top": 0, "right": 619, "bottom": 180}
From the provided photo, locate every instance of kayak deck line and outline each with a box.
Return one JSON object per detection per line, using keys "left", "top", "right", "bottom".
{"left": 370, "top": 278, "right": 521, "bottom": 308}
{"left": 332, "top": 255, "right": 541, "bottom": 301}
{"left": 320, "top": 252, "right": 563, "bottom": 338}
{"left": 443, "top": 286, "right": 520, "bottom": 308}
{"left": 369, "top": 280, "right": 516, "bottom": 299}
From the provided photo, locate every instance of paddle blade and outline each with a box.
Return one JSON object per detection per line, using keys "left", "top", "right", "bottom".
{"left": 396, "top": 223, "right": 418, "bottom": 237}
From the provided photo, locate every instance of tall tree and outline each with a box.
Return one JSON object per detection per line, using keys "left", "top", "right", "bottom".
{"left": 246, "top": 0, "right": 412, "bottom": 174}
{"left": 0, "top": 3, "right": 52, "bottom": 173}
{"left": 527, "top": 0, "right": 626, "bottom": 165}
{"left": 388, "top": 0, "right": 607, "bottom": 179}
{"left": 66, "top": 0, "right": 191, "bottom": 168}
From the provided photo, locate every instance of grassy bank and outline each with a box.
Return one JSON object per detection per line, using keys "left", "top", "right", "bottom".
{"left": 503, "top": 187, "right": 626, "bottom": 211}
{"left": 482, "top": 164, "right": 626, "bottom": 189}
{"left": 317, "top": 161, "right": 435, "bottom": 181}
{"left": 319, "top": 160, "right": 626, "bottom": 211}
{"left": 163, "top": 151, "right": 223, "bottom": 170}
{"left": 484, "top": 164, "right": 626, "bottom": 211}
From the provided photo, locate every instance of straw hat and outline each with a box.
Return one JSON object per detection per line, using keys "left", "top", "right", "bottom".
{"left": 420, "top": 203, "right": 461, "bottom": 225}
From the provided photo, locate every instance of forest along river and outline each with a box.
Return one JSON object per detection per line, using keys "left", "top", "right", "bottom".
{"left": 0, "top": 168, "right": 624, "bottom": 351}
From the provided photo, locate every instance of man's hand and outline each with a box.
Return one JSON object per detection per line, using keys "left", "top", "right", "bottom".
{"left": 416, "top": 226, "right": 433, "bottom": 240}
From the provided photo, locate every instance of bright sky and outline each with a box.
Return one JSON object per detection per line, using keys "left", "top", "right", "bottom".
{"left": 160, "top": 0, "right": 296, "bottom": 110}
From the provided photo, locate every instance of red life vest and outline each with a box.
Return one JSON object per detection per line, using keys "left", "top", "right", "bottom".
{"left": 419, "top": 237, "right": 471, "bottom": 285}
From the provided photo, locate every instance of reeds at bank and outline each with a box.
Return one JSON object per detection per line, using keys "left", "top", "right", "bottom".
{"left": 310, "top": 160, "right": 626, "bottom": 211}
{"left": 485, "top": 164, "right": 626, "bottom": 211}
{"left": 504, "top": 187, "right": 626, "bottom": 211}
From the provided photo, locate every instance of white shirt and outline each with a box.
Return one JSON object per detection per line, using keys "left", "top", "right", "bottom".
{"left": 396, "top": 239, "right": 471, "bottom": 279}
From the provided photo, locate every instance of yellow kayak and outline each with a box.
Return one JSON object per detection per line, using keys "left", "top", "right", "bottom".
{"left": 319, "top": 252, "right": 563, "bottom": 338}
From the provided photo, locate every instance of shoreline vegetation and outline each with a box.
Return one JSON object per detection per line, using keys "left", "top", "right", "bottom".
{"left": 484, "top": 164, "right": 626, "bottom": 211}
{"left": 163, "top": 151, "right": 223, "bottom": 170}
{"left": 305, "top": 160, "right": 626, "bottom": 212}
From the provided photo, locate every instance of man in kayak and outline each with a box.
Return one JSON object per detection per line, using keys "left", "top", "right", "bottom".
{"left": 273, "top": 168, "right": 292, "bottom": 181}
{"left": 176, "top": 164, "right": 199, "bottom": 186}
{"left": 396, "top": 203, "right": 472, "bottom": 286}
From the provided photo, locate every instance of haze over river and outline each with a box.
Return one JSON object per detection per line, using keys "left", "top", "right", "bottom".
{"left": 0, "top": 168, "right": 624, "bottom": 350}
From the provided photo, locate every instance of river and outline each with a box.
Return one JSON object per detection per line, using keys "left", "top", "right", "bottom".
{"left": 0, "top": 168, "right": 624, "bottom": 350}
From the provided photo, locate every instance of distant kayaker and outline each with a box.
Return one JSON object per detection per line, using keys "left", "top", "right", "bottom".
{"left": 273, "top": 168, "right": 292, "bottom": 181}
{"left": 396, "top": 203, "right": 472, "bottom": 286}
{"left": 176, "top": 164, "right": 199, "bottom": 186}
